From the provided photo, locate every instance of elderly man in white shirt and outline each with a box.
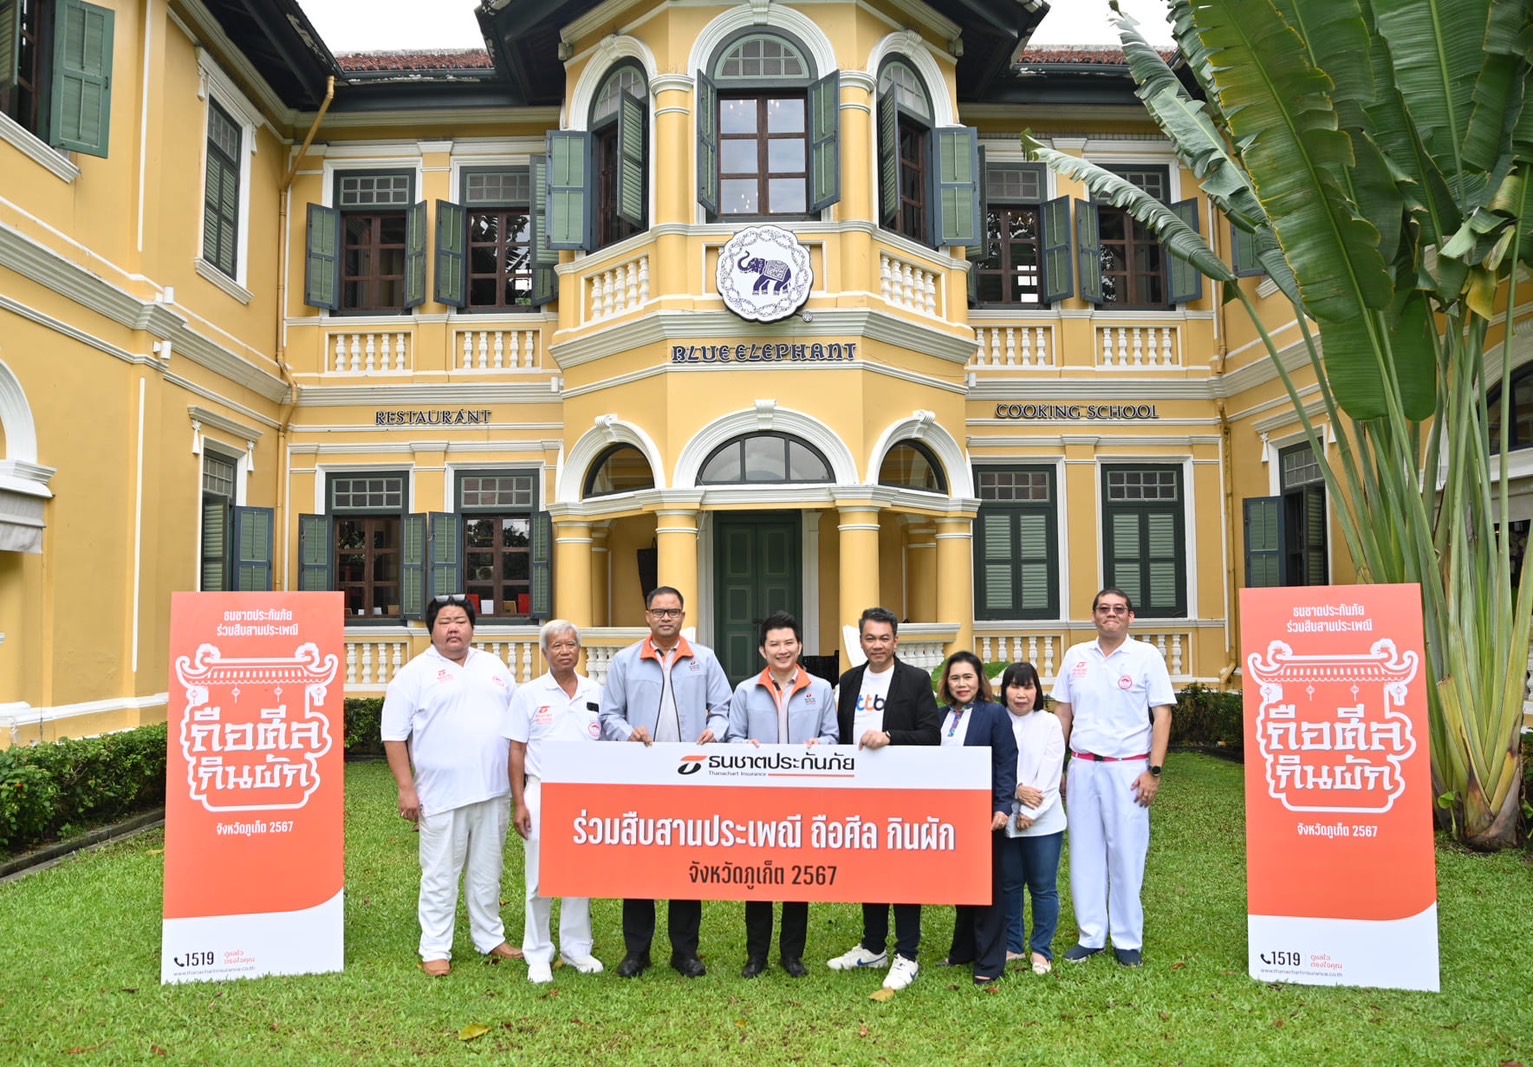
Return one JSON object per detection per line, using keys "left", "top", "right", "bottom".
{"left": 382, "top": 594, "right": 522, "bottom": 976}
{"left": 507, "top": 620, "right": 606, "bottom": 984}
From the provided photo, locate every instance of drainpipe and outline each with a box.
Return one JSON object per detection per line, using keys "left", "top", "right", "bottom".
{"left": 1217, "top": 398, "right": 1239, "bottom": 690}
{"left": 273, "top": 76, "right": 335, "bottom": 588}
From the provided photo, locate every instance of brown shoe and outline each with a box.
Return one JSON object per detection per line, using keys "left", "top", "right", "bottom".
{"left": 421, "top": 959, "right": 451, "bottom": 977}
{"left": 486, "top": 942, "right": 524, "bottom": 962}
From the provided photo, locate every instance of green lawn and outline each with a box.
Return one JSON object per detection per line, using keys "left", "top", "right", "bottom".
{"left": 0, "top": 755, "right": 1527, "bottom": 1065}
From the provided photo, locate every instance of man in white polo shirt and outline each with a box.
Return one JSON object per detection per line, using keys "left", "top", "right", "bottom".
{"left": 382, "top": 594, "right": 522, "bottom": 976}
{"left": 507, "top": 619, "right": 605, "bottom": 984}
{"left": 1051, "top": 587, "right": 1173, "bottom": 968}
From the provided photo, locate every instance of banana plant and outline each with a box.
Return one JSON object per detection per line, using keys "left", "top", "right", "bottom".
{"left": 1024, "top": 0, "right": 1531, "bottom": 849}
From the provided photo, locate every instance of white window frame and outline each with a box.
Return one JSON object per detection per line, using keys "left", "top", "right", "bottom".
{"left": 196, "top": 50, "right": 260, "bottom": 299}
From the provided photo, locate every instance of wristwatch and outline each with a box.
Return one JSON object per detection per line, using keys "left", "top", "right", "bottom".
{"left": 1148, "top": 765, "right": 1163, "bottom": 777}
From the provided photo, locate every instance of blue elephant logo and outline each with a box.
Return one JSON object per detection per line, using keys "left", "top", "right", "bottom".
{"left": 737, "top": 252, "right": 793, "bottom": 294}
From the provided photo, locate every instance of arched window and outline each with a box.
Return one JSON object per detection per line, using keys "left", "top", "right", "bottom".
{"left": 699, "top": 433, "right": 831, "bottom": 484}
{"left": 878, "top": 441, "right": 947, "bottom": 493}
{"left": 874, "top": 55, "right": 977, "bottom": 249}
{"left": 588, "top": 62, "right": 648, "bottom": 250}
{"left": 697, "top": 30, "right": 839, "bottom": 220}
{"left": 584, "top": 444, "right": 656, "bottom": 497}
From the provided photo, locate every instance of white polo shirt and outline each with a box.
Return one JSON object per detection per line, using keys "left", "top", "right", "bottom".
{"left": 1050, "top": 636, "right": 1175, "bottom": 758}
{"left": 505, "top": 670, "right": 602, "bottom": 779}
{"left": 380, "top": 645, "right": 516, "bottom": 814}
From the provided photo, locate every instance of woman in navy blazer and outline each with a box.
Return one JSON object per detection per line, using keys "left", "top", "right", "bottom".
{"left": 936, "top": 651, "right": 1018, "bottom": 984}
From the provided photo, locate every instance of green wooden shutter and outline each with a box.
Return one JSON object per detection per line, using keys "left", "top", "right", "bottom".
{"left": 877, "top": 92, "right": 898, "bottom": 225}
{"left": 696, "top": 69, "right": 718, "bottom": 217}
{"left": 1017, "top": 511, "right": 1055, "bottom": 615}
{"left": 203, "top": 147, "right": 239, "bottom": 277}
{"left": 616, "top": 90, "right": 646, "bottom": 227}
{"left": 201, "top": 500, "right": 229, "bottom": 592}
{"left": 807, "top": 71, "right": 840, "bottom": 213}
{"left": 0, "top": 0, "right": 20, "bottom": 94}
{"left": 1244, "top": 496, "right": 1283, "bottom": 588}
{"left": 547, "top": 130, "right": 590, "bottom": 251}
{"left": 1167, "top": 197, "right": 1204, "bottom": 304}
{"left": 1145, "top": 512, "right": 1182, "bottom": 614}
{"left": 530, "top": 155, "right": 557, "bottom": 307}
{"left": 401, "top": 514, "right": 426, "bottom": 619}
{"left": 530, "top": 511, "right": 553, "bottom": 620}
{"left": 303, "top": 204, "right": 341, "bottom": 311}
{"left": 1231, "top": 224, "right": 1264, "bottom": 277}
{"left": 297, "top": 514, "right": 333, "bottom": 592}
{"left": 1075, "top": 199, "right": 1102, "bottom": 303}
{"left": 934, "top": 126, "right": 980, "bottom": 248}
{"left": 1041, "top": 195, "right": 1074, "bottom": 303}
{"left": 1300, "top": 484, "right": 1328, "bottom": 585}
{"left": 404, "top": 200, "right": 427, "bottom": 309}
{"left": 965, "top": 144, "right": 987, "bottom": 302}
{"left": 1108, "top": 512, "right": 1143, "bottom": 609}
{"left": 434, "top": 200, "right": 467, "bottom": 308}
{"left": 50, "top": 0, "right": 114, "bottom": 157}
{"left": 428, "top": 512, "right": 462, "bottom": 598}
{"left": 231, "top": 506, "right": 274, "bottom": 591}
{"left": 978, "top": 511, "right": 1015, "bottom": 616}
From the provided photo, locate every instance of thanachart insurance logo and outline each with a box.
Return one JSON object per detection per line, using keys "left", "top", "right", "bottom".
{"left": 716, "top": 225, "right": 814, "bottom": 323}
{"left": 674, "top": 750, "right": 855, "bottom": 778}
{"left": 677, "top": 755, "right": 707, "bottom": 776}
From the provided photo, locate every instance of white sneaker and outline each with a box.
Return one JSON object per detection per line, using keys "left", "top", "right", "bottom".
{"left": 561, "top": 951, "right": 604, "bottom": 975}
{"left": 528, "top": 959, "right": 553, "bottom": 985}
{"left": 882, "top": 955, "right": 919, "bottom": 991}
{"left": 827, "top": 945, "right": 889, "bottom": 971}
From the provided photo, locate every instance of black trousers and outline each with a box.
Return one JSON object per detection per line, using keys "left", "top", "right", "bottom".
{"left": 948, "top": 831, "right": 1008, "bottom": 978}
{"left": 861, "top": 902, "right": 922, "bottom": 961}
{"left": 744, "top": 900, "right": 808, "bottom": 961}
{"left": 622, "top": 898, "right": 701, "bottom": 959}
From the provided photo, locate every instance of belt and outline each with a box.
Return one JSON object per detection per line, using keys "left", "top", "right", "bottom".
{"left": 1071, "top": 751, "right": 1149, "bottom": 763}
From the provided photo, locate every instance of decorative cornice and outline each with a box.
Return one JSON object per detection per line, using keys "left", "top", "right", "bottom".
{"left": 188, "top": 405, "right": 263, "bottom": 443}
{"left": 0, "top": 111, "right": 80, "bottom": 182}
{"left": 292, "top": 382, "right": 560, "bottom": 406}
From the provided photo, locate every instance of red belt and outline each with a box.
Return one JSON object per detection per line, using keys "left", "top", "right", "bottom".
{"left": 1072, "top": 751, "right": 1149, "bottom": 763}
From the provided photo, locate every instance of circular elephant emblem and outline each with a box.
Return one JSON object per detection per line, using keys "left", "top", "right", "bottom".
{"left": 716, "top": 225, "right": 814, "bottom": 323}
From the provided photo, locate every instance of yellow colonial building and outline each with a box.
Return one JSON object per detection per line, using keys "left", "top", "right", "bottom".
{"left": 6, "top": 0, "right": 1520, "bottom": 743}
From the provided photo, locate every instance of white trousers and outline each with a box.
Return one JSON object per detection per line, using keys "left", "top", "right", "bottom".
{"left": 1066, "top": 757, "right": 1150, "bottom": 951}
{"left": 521, "top": 776, "right": 593, "bottom": 964}
{"left": 417, "top": 795, "right": 510, "bottom": 961}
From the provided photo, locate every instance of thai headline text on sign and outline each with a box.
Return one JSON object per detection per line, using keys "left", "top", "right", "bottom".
{"left": 538, "top": 743, "right": 991, "bottom": 904}
{"left": 162, "top": 592, "right": 345, "bottom": 984}
{"left": 1240, "top": 583, "right": 1438, "bottom": 992}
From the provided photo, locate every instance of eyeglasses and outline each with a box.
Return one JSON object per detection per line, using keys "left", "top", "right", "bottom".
{"left": 1096, "top": 604, "right": 1130, "bottom": 615}
{"left": 647, "top": 608, "right": 683, "bottom": 619}
{"left": 433, "top": 594, "right": 469, "bottom": 605}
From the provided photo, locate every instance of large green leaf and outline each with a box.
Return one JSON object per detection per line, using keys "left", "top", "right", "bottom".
{"left": 1461, "top": 0, "right": 1528, "bottom": 173}
{"left": 1019, "top": 134, "right": 1237, "bottom": 283}
{"left": 1193, "top": 0, "right": 1429, "bottom": 418}
{"left": 1166, "top": 0, "right": 1221, "bottom": 107}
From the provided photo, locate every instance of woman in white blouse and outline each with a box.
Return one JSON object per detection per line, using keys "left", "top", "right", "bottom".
{"left": 999, "top": 662, "right": 1066, "bottom": 975}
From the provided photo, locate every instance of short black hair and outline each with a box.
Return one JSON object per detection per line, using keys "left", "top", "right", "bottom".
{"left": 1092, "top": 587, "right": 1134, "bottom": 613}
{"left": 858, "top": 606, "right": 899, "bottom": 636}
{"left": 999, "top": 662, "right": 1043, "bottom": 704}
{"left": 759, "top": 610, "right": 801, "bottom": 647}
{"left": 426, "top": 594, "right": 477, "bottom": 630}
{"left": 646, "top": 585, "right": 685, "bottom": 609}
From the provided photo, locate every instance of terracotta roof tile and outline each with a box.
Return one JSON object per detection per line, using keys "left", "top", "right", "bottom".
{"left": 1017, "top": 46, "right": 1175, "bottom": 65}
{"left": 336, "top": 49, "right": 494, "bottom": 72}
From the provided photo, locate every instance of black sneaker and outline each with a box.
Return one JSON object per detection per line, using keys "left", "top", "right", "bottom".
{"left": 1114, "top": 948, "right": 1143, "bottom": 968}
{"left": 1063, "top": 944, "right": 1104, "bottom": 963}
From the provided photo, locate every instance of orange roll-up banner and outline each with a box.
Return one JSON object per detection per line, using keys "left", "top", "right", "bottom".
{"left": 1240, "top": 584, "right": 1438, "bottom": 992}
{"left": 161, "top": 592, "right": 344, "bottom": 984}
{"left": 538, "top": 744, "right": 992, "bottom": 903}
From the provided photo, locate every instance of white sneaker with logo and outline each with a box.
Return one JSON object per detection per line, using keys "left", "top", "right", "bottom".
{"left": 528, "top": 959, "right": 553, "bottom": 984}
{"left": 882, "top": 955, "right": 919, "bottom": 991}
{"left": 561, "top": 952, "right": 604, "bottom": 975}
{"left": 826, "top": 945, "right": 889, "bottom": 971}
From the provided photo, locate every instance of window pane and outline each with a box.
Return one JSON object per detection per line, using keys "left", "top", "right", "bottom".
{"left": 742, "top": 437, "right": 786, "bottom": 481}
{"left": 720, "top": 179, "right": 758, "bottom": 214}
{"left": 502, "top": 517, "right": 531, "bottom": 548}
{"left": 700, "top": 446, "right": 743, "bottom": 483}
{"left": 787, "top": 441, "right": 830, "bottom": 480}
{"left": 768, "top": 138, "right": 805, "bottom": 172}
{"left": 721, "top": 100, "right": 757, "bottom": 134}
{"left": 586, "top": 445, "right": 657, "bottom": 496}
{"left": 721, "top": 140, "right": 758, "bottom": 173}
{"left": 766, "top": 98, "right": 804, "bottom": 133}
{"left": 768, "top": 179, "right": 806, "bottom": 214}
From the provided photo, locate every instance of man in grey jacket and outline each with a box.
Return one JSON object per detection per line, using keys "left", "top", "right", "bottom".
{"left": 726, "top": 610, "right": 838, "bottom": 978}
{"left": 599, "top": 585, "right": 731, "bottom": 978}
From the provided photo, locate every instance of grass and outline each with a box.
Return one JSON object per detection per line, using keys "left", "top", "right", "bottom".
{"left": 0, "top": 755, "right": 1528, "bottom": 1066}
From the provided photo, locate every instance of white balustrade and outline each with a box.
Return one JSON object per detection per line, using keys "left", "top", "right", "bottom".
{"left": 344, "top": 638, "right": 409, "bottom": 691}
{"left": 972, "top": 326, "right": 1053, "bottom": 369}
{"left": 1097, "top": 325, "right": 1179, "bottom": 368}
{"left": 879, "top": 253, "right": 939, "bottom": 317}
{"left": 455, "top": 328, "right": 541, "bottom": 371}
{"left": 578, "top": 627, "right": 649, "bottom": 688}
{"left": 1139, "top": 631, "right": 1188, "bottom": 679}
{"left": 471, "top": 637, "right": 542, "bottom": 683}
{"left": 975, "top": 633, "right": 1060, "bottom": 683}
{"left": 587, "top": 255, "right": 650, "bottom": 323}
{"left": 327, "top": 331, "right": 411, "bottom": 374}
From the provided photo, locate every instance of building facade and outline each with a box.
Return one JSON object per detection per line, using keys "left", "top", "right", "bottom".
{"left": 3, "top": 0, "right": 1526, "bottom": 743}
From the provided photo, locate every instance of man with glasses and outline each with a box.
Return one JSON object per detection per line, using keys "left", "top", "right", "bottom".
{"left": 826, "top": 606, "right": 941, "bottom": 991}
{"left": 382, "top": 594, "right": 522, "bottom": 976}
{"left": 507, "top": 620, "right": 605, "bottom": 984}
{"left": 599, "top": 586, "right": 731, "bottom": 978}
{"left": 1050, "top": 587, "right": 1174, "bottom": 968}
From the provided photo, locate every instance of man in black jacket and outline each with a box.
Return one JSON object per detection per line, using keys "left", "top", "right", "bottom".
{"left": 826, "top": 607, "right": 942, "bottom": 990}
